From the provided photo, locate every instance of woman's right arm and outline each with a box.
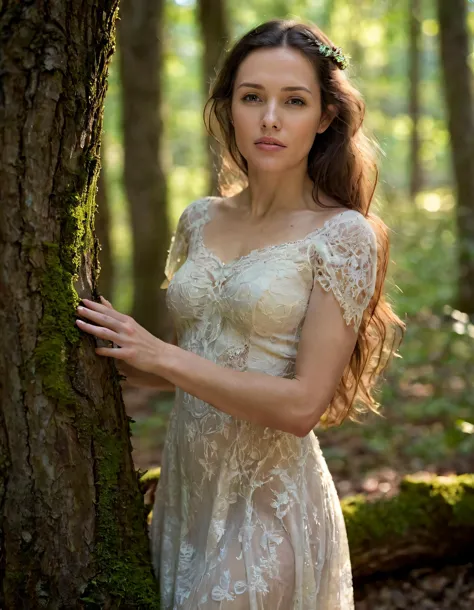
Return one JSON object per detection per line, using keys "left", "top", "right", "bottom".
{"left": 103, "top": 292, "right": 176, "bottom": 391}
{"left": 121, "top": 326, "right": 177, "bottom": 391}
{"left": 153, "top": 327, "right": 177, "bottom": 391}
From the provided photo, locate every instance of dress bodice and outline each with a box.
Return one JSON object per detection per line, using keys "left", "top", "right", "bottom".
{"left": 161, "top": 196, "right": 377, "bottom": 380}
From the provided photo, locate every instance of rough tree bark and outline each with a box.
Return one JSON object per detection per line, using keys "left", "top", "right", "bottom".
{"left": 436, "top": 0, "right": 474, "bottom": 315}
{"left": 197, "top": 0, "right": 229, "bottom": 197}
{"left": 117, "top": 0, "right": 170, "bottom": 340}
{"left": 0, "top": 1, "right": 159, "bottom": 607}
{"left": 96, "top": 163, "right": 114, "bottom": 300}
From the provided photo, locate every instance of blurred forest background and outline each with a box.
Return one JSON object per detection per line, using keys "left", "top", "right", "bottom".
{"left": 97, "top": 0, "right": 474, "bottom": 516}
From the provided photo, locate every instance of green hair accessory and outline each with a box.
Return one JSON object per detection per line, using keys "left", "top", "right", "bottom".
{"left": 315, "top": 41, "right": 349, "bottom": 70}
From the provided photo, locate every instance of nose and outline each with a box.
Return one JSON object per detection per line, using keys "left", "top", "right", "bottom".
{"left": 261, "top": 99, "right": 280, "bottom": 130}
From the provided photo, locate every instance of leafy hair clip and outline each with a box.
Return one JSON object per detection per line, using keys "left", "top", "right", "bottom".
{"left": 314, "top": 41, "right": 349, "bottom": 70}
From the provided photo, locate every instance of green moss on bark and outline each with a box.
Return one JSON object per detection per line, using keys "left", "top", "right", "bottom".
{"left": 80, "top": 429, "right": 159, "bottom": 608}
{"left": 33, "top": 152, "right": 100, "bottom": 406}
{"left": 34, "top": 242, "right": 81, "bottom": 405}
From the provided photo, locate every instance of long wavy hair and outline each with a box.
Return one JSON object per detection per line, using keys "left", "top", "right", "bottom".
{"left": 203, "top": 18, "right": 406, "bottom": 427}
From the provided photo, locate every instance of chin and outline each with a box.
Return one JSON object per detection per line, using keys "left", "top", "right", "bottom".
{"left": 246, "top": 157, "right": 289, "bottom": 172}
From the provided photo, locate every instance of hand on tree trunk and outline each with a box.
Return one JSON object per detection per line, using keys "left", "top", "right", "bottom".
{"left": 75, "top": 295, "right": 171, "bottom": 376}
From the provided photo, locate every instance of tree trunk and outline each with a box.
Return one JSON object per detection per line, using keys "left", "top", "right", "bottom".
{"left": 96, "top": 159, "right": 114, "bottom": 301}
{"left": 118, "top": 0, "right": 170, "bottom": 339}
{"left": 197, "top": 0, "right": 230, "bottom": 196}
{"left": 408, "top": 0, "right": 423, "bottom": 199}
{"left": 436, "top": 0, "right": 474, "bottom": 315}
{"left": 0, "top": 2, "right": 159, "bottom": 607}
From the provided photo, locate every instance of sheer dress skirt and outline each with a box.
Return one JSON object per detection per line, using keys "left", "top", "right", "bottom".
{"left": 150, "top": 389, "right": 354, "bottom": 610}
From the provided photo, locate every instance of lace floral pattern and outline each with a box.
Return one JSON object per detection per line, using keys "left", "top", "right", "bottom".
{"left": 150, "top": 196, "right": 378, "bottom": 609}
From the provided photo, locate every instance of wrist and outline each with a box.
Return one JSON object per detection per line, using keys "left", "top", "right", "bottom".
{"left": 155, "top": 339, "right": 179, "bottom": 380}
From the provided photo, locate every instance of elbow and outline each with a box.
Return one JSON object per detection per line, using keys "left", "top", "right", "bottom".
{"left": 292, "top": 390, "right": 322, "bottom": 438}
{"left": 294, "top": 416, "right": 319, "bottom": 438}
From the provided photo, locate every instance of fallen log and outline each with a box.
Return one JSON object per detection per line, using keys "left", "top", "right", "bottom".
{"left": 343, "top": 473, "right": 474, "bottom": 579}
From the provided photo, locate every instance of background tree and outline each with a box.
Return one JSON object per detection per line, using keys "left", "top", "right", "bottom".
{"left": 436, "top": 0, "right": 474, "bottom": 315}
{"left": 408, "top": 0, "right": 423, "bottom": 199}
{"left": 118, "top": 0, "right": 170, "bottom": 338}
{"left": 0, "top": 1, "right": 159, "bottom": 607}
{"left": 197, "top": 0, "right": 230, "bottom": 195}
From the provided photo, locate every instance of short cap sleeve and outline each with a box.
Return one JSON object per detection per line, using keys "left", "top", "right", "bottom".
{"left": 160, "top": 206, "right": 191, "bottom": 289}
{"left": 160, "top": 197, "right": 210, "bottom": 289}
{"left": 307, "top": 211, "right": 378, "bottom": 332}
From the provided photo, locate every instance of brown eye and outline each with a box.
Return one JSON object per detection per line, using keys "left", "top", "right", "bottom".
{"left": 242, "top": 93, "right": 260, "bottom": 102}
{"left": 287, "top": 98, "right": 305, "bottom": 106}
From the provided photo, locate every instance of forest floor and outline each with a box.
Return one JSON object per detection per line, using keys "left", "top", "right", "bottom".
{"left": 124, "top": 311, "right": 474, "bottom": 609}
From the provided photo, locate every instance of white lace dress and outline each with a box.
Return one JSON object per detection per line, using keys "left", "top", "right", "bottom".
{"left": 150, "top": 196, "right": 378, "bottom": 609}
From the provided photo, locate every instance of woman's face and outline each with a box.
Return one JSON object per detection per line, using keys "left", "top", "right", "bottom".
{"left": 230, "top": 46, "right": 335, "bottom": 172}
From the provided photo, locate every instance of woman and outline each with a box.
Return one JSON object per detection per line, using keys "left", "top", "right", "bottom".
{"left": 76, "top": 18, "right": 404, "bottom": 610}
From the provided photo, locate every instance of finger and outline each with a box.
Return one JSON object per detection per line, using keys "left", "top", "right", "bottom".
{"left": 76, "top": 319, "right": 121, "bottom": 343}
{"left": 76, "top": 305, "right": 122, "bottom": 333}
{"left": 95, "top": 346, "right": 129, "bottom": 359}
{"left": 80, "top": 298, "right": 127, "bottom": 323}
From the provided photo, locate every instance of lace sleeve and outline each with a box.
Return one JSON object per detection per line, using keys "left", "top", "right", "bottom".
{"left": 160, "top": 206, "right": 191, "bottom": 289}
{"left": 307, "top": 212, "right": 378, "bottom": 333}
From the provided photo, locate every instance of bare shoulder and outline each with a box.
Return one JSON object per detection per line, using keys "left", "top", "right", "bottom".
{"left": 211, "top": 193, "right": 240, "bottom": 213}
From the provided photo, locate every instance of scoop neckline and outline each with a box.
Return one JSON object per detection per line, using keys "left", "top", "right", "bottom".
{"left": 198, "top": 196, "right": 357, "bottom": 268}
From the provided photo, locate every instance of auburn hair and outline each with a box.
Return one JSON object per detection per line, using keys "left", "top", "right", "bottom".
{"left": 203, "top": 18, "right": 406, "bottom": 427}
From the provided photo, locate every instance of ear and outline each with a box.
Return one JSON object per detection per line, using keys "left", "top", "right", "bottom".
{"left": 316, "top": 104, "right": 338, "bottom": 134}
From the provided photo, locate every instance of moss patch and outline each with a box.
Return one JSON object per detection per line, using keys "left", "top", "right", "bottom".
{"left": 80, "top": 429, "right": 159, "bottom": 608}
{"left": 34, "top": 242, "right": 82, "bottom": 405}
{"left": 342, "top": 473, "right": 474, "bottom": 551}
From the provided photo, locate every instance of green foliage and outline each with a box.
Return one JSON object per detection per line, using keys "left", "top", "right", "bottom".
{"left": 385, "top": 189, "right": 457, "bottom": 317}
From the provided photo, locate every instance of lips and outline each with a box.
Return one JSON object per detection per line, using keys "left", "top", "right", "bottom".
{"left": 255, "top": 138, "right": 286, "bottom": 147}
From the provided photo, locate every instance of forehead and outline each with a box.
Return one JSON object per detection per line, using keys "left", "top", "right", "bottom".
{"left": 235, "top": 46, "right": 319, "bottom": 89}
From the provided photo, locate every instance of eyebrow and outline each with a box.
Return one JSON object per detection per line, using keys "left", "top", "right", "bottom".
{"left": 237, "top": 82, "right": 313, "bottom": 95}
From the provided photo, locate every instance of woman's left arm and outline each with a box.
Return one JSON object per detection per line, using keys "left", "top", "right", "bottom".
{"left": 154, "top": 302, "right": 358, "bottom": 436}
{"left": 76, "top": 215, "right": 377, "bottom": 437}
